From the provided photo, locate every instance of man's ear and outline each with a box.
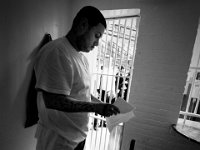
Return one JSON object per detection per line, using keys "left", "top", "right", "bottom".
{"left": 78, "top": 17, "right": 89, "bottom": 34}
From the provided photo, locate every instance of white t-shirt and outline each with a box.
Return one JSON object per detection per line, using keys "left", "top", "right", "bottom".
{"left": 34, "top": 37, "right": 91, "bottom": 144}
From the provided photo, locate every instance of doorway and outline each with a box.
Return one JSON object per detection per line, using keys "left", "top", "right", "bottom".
{"left": 83, "top": 9, "right": 140, "bottom": 150}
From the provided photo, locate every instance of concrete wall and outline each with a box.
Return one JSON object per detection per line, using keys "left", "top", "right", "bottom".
{"left": 71, "top": 0, "right": 200, "bottom": 150}
{"left": 0, "top": 0, "right": 71, "bottom": 150}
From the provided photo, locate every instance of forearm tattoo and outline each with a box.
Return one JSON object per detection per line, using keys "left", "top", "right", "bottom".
{"left": 42, "top": 91, "right": 96, "bottom": 113}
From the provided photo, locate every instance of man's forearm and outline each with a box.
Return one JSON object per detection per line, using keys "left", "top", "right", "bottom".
{"left": 42, "top": 91, "right": 96, "bottom": 113}
{"left": 41, "top": 90, "right": 120, "bottom": 117}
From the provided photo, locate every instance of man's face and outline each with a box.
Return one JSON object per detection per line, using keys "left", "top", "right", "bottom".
{"left": 76, "top": 23, "right": 105, "bottom": 53}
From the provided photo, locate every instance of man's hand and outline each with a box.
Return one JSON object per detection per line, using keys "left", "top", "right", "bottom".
{"left": 95, "top": 103, "right": 120, "bottom": 117}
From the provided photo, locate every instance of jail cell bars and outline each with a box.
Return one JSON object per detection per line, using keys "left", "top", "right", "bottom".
{"left": 84, "top": 16, "right": 140, "bottom": 150}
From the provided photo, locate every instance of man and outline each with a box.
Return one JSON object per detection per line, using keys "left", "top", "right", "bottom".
{"left": 34, "top": 6, "right": 120, "bottom": 150}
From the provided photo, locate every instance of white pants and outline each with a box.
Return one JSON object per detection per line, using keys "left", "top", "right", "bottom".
{"left": 35, "top": 124, "right": 77, "bottom": 150}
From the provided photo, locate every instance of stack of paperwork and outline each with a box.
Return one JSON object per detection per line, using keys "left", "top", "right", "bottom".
{"left": 106, "top": 98, "right": 135, "bottom": 132}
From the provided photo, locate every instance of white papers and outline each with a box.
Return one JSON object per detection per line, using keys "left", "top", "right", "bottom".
{"left": 106, "top": 98, "right": 135, "bottom": 132}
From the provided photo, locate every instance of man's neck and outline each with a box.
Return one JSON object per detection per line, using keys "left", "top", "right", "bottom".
{"left": 66, "top": 31, "right": 79, "bottom": 52}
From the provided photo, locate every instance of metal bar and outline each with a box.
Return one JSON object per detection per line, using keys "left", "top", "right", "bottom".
{"left": 107, "top": 20, "right": 115, "bottom": 104}
{"left": 119, "top": 19, "right": 127, "bottom": 98}
{"left": 98, "top": 117, "right": 106, "bottom": 150}
{"left": 194, "top": 99, "right": 200, "bottom": 114}
{"left": 112, "top": 127, "right": 118, "bottom": 150}
{"left": 126, "top": 17, "right": 140, "bottom": 102}
{"left": 106, "top": 15, "right": 140, "bottom": 20}
{"left": 100, "top": 22, "right": 109, "bottom": 103}
{"left": 114, "top": 19, "right": 122, "bottom": 98}
{"left": 189, "top": 66, "right": 200, "bottom": 70}
{"left": 116, "top": 19, "right": 124, "bottom": 97}
{"left": 122, "top": 18, "right": 134, "bottom": 100}
{"left": 103, "top": 128, "right": 109, "bottom": 150}
{"left": 110, "top": 27, "right": 120, "bottom": 103}
{"left": 180, "top": 111, "right": 200, "bottom": 117}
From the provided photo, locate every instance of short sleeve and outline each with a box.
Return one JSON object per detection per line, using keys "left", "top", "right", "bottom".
{"left": 35, "top": 48, "right": 74, "bottom": 95}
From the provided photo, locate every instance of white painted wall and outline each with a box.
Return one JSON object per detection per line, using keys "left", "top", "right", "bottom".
{"left": 71, "top": 0, "right": 200, "bottom": 150}
{"left": 0, "top": 0, "right": 71, "bottom": 150}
